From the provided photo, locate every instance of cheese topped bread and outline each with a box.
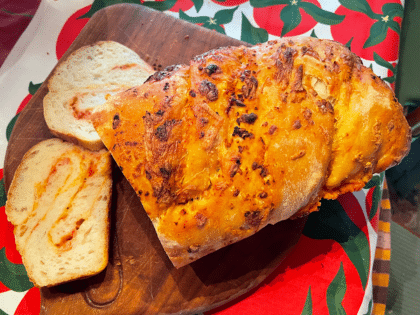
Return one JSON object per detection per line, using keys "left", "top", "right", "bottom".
{"left": 5, "top": 138, "right": 112, "bottom": 287}
{"left": 44, "top": 41, "right": 155, "bottom": 151}
{"left": 91, "top": 37, "right": 411, "bottom": 268}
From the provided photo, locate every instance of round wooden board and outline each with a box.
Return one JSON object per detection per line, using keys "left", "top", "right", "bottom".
{"left": 4, "top": 4, "right": 306, "bottom": 314}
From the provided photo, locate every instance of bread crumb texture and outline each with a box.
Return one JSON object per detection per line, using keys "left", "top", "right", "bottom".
{"left": 43, "top": 41, "right": 155, "bottom": 151}
{"left": 5, "top": 138, "right": 112, "bottom": 287}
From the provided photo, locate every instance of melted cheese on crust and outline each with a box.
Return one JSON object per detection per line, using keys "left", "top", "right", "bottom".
{"left": 92, "top": 37, "right": 411, "bottom": 268}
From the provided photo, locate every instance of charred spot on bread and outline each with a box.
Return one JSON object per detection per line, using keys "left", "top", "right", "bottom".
{"left": 204, "top": 64, "right": 220, "bottom": 76}
{"left": 232, "top": 126, "right": 253, "bottom": 139}
{"left": 112, "top": 114, "right": 120, "bottom": 130}
{"left": 237, "top": 113, "right": 258, "bottom": 125}
{"left": 198, "top": 80, "right": 218, "bottom": 102}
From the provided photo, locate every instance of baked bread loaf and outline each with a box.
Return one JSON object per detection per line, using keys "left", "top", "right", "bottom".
{"left": 5, "top": 138, "right": 112, "bottom": 287}
{"left": 91, "top": 37, "right": 411, "bottom": 268}
{"left": 44, "top": 41, "right": 155, "bottom": 151}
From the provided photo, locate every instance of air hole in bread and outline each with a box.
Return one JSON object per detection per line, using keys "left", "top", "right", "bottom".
{"left": 311, "top": 76, "right": 328, "bottom": 99}
{"left": 84, "top": 227, "right": 92, "bottom": 236}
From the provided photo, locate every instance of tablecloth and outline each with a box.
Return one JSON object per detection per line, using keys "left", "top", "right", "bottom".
{"left": 0, "top": 0, "right": 403, "bottom": 314}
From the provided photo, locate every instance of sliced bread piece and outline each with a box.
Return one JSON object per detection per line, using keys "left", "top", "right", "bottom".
{"left": 5, "top": 138, "right": 112, "bottom": 287}
{"left": 44, "top": 41, "right": 155, "bottom": 151}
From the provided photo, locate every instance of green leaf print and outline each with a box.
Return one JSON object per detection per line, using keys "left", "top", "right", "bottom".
{"left": 140, "top": 0, "right": 178, "bottom": 11}
{"left": 303, "top": 199, "right": 370, "bottom": 289}
{"left": 0, "top": 247, "right": 33, "bottom": 292}
{"left": 387, "top": 20, "right": 401, "bottom": 35}
{"left": 364, "top": 174, "right": 382, "bottom": 189}
{"left": 191, "top": 0, "right": 204, "bottom": 12}
{"left": 363, "top": 21, "right": 388, "bottom": 49}
{"left": 373, "top": 52, "right": 395, "bottom": 71}
{"left": 213, "top": 6, "right": 239, "bottom": 25}
{"left": 280, "top": 4, "right": 301, "bottom": 37}
{"left": 327, "top": 263, "right": 347, "bottom": 315}
{"left": 382, "top": 76, "right": 395, "bottom": 84}
{"left": 241, "top": 13, "right": 269, "bottom": 45}
{"left": 28, "top": 81, "right": 42, "bottom": 95}
{"left": 0, "top": 179, "right": 6, "bottom": 207}
{"left": 374, "top": 53, "right": 397, "bottom": 84}
{"left": 370, "top": 185, "right": 383, "bottom": 220}
{"left": 382, "top": 2, "right": 404, "bottom": 19}
{"left": 250, "top": 0, "right": 290, "bottom": 8}
{"left": 339, "top": 0, "right": 378, "bottom": 19}
{"left": 345, "top": 37, "right": 353, "bottom": 50}
{"left": 300, "top": 286, "right": 313, "bottom": 315}
{"left": 340, "top": 0, "right": 402, "bottom": 50}
{"left": 6, "top": 114, "right": 19, "bottom": 142}
{"left": 300, "top": 2, "right": 345, "bottom": 25}
{"left": 179, "top": 10, "right": 210, "bottom": 24}
{"left": 179, "top": 7, "right": 238, "bottom": 35}
{"left": 365, "top": 173, "right": 384, "bottom": 220}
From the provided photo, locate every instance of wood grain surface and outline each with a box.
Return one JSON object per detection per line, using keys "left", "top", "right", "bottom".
{"left": 4, "top": 4, "right": 306, "bottom": 314}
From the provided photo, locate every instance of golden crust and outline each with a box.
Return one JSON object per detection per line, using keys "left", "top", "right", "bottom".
{"left": 92, "top": 37, "right": 411, "bottom": 268}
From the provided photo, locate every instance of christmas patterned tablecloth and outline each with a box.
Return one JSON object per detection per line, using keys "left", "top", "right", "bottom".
{"left": 0, "top": 0, "right": 403, "bottom": 314}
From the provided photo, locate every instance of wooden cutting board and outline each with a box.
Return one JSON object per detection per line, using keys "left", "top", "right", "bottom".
{"left": 4, "top": 4, "right": 306, "bottom": 314}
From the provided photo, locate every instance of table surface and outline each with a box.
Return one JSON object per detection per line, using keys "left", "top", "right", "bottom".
{"left": 0, "top": 1, "right": 414, "bottom": 315}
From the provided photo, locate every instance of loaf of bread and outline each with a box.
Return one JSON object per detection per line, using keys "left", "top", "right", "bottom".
{"left": 44, "top": 41, "right": 155, "bottom": 151}
{"left": 92, "top": 37, "right": 411, "bottom": 268}
{"left": 5, "top": 138, "right": 112, "bottom": 287}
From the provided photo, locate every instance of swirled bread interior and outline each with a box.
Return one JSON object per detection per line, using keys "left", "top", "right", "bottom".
{"left": 6, "top": 139, "right": 112, "bottom": 287}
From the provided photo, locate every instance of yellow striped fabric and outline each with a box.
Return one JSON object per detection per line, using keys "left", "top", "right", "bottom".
{"left": 372, "top": 179, "right": 392, "bottom": 315}
{"left": 378, "top": 221, "right": 391, "bottom": 233}
{"left": 375, "top": 248, "right": 391, "bottom": 261}
{"left": 372, "top": 273, "right": 390, "bottom": 287}
{"left": 381, "top": 199, "right": 391, "bottom": 209}
{"left": 372, "top": 303, "right": 387, "bottom": 315}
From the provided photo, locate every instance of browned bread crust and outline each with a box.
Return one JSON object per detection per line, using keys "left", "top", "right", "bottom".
{"left": 92, "top": 37, "right": 411, "bottom": 268}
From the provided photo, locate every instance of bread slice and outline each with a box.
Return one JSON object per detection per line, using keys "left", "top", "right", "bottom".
{"left": 5, "top": 138, "right": 112, "bottom": 287}
{"left": 44, "top": 41, "right": 155, "bottom": 151}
